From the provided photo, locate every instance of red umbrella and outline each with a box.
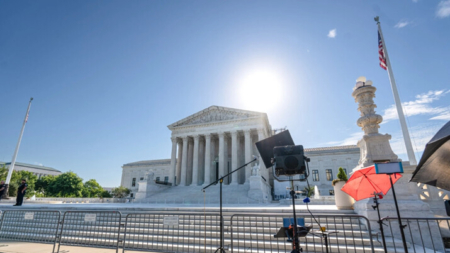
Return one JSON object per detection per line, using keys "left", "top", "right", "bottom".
{"left": 341, "top": 165, "right": 402, "bottom": 201}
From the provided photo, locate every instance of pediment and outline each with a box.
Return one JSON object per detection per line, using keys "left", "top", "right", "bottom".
{"left": 168, "top": 106, "right": 264, "bottom": 129}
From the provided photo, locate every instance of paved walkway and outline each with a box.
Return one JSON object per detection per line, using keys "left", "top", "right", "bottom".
{"left": 0, "top": 202, "right": 340, "bottom": 211}
{"left": 0, "top": 241, "right": 151, "bottom": 253}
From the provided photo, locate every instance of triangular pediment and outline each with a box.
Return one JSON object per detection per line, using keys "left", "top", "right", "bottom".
{"left": 168, "top": 106, "right": 265, "bottom": 129}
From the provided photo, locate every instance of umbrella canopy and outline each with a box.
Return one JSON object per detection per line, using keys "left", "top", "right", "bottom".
{"left": 411, "top": 121, "right": 450, "bottom": 190}
{"left": 341, "top": 165, "right": 402, "bottom": 201}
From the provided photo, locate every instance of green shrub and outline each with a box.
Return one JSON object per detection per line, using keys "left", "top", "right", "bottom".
{"left": 332, "top": 167, "right": 348, "bottom": 186}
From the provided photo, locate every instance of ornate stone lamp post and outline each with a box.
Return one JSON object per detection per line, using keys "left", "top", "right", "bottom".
{"left": 352, "top": 76, "right": 399, "bottom": 170}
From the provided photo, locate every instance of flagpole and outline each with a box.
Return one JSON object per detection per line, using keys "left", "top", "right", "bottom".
{"left": 5, "top": 98, "right": 33, "bottom": 196}
{"left": 375, "top": 17, "right": 417, "bottom": 166}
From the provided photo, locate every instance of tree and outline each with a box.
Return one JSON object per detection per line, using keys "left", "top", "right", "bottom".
{"left": 82, "top": 179, "right": 104, "bottom": 198}
{"left": 0, "top": 165, "right": 7, "bottom": 179}
{"left": 112, "top": 186, "right": 131, "bottom": 198}
{"left": 100, "top": 190, "right": 112, "bottom": 198}
{"left": 35, "top": 175, "right": 57, "bottom": 196}
{"left": 13, "top": 170, "right": 38, "bottom": 198}
{"left": 51, "top": 171, "right": 84, "bottom": 197}
{"left": 0, "top": 166, "right": 38, "bottom": 198}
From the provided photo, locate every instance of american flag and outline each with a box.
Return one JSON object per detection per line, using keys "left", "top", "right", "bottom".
{"left": 378, "top": 31, "right": 387, "bottom": 70}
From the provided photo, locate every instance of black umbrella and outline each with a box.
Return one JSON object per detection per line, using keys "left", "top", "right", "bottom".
{"left": 410, "top": 120, "right": 450, "bottom": 190}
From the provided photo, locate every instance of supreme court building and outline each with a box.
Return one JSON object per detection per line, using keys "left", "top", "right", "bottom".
{"left": 120, "top": 106, "right": 360, "bottom": 202}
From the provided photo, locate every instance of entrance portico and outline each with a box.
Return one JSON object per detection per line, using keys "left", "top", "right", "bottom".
{"left": 167, "top": 106, "right": 272, "bottom": 187}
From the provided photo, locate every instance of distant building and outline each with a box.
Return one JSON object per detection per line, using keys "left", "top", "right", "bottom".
{"left": 121, "top": 159, "right": 172, "bottom": 198}
{"left": 0, "top": 162, "right": 62, "bottom": 179}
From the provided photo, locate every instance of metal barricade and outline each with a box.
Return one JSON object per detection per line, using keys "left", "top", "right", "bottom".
{"left": 56, "top": 211, "right": 122, "bottom": 253}
{"left": 0, "top": 210, "right": 61, "bottom": 252}
{"left": 230, "top": 213, "right": 376, "bottom": 253}
{"left": 381, "top": 217, "right": 450, "bottom": 252}
{"left": 123, "top": 212, "right": 221, "bottom": 253}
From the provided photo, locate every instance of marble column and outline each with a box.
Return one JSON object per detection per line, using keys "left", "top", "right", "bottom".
{"left": 204, "top": 134, "right": 211, "bottom": 185}
{"left": 192, "top": 135, "right": 200, "bottom": 185}
{"left": 198, "top": 137, "right": 205, "bottom": 184}
{"left": 176, "top": 140, "right": 182, "bottom": 185}
{"left": 170, "top": 137, "right": 177, "bottom": 185}
{"left": 180, "top": 136, "right": 188, "bottom": 186}
{"left": 187, "top": 139, "right": 193, "bottom": 185}
{"left": 231, "top": 131, "right": 238, "bottom": 184}
{"left": 257, "top": 129, "right": 266, "bottom": 178}
{"left": 218, "top": 132, "right": 225, "bottom": 178}
{"left": 244, "top": 130, "right": 252, "bottom": 182}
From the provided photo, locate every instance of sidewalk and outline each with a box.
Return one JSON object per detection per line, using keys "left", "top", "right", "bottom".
{"left": 0, "top": 241, "right": 148, "bottom": 253}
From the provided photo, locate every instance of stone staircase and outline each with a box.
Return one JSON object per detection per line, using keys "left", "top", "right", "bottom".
{"left": 135, "top": 183, "right": 268, "bottom": 204}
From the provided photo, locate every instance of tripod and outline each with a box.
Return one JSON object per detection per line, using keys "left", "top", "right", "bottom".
{"left": 289, "top": 180, "right": 302, "bottom": 253}
{"left": 372, "top": 194, "right": 388, "bottom": 253}
{"left": 202, "top": 157, "right": 257, "bottom": 253}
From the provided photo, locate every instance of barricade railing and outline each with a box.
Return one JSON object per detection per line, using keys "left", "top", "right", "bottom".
{"left": 56, "top": 211, "right": 122, "bottom": 253}
{"left": 381, "top": 216, "right": 450, "bottom": 252}
{"left": 230, "top": 213, "right": 376, "bottom": 253}
{"left": 0, "top": 210, "right": 61, "bottom": 253}
{"left": 122, "top": 212, "right": 221, "bottom": 253}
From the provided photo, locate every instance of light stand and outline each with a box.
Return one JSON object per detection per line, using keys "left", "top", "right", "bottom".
{"left": 202, "top": 158, "right": 257, "bottom": 253}
{"left": 388, "top": 173, "right": 408, "bottom": 253}
{"left": 289, "top": 179, "right": 302, "bottom": 253}
{"left": 372, "top": 194, "right": 387, "bottom": 253}
{"left": 273, "top": 156, "right": 311, "bottom": 253}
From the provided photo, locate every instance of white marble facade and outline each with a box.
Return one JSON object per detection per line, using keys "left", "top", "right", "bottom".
{"left": 167, "top": 106, "right": 272, "bottom": 187}
{"left": 121, "top": 105, "right": 361, "bottom": 200}
{"left": 121, "top": 106, "right": 273, "bottom": 199}
{"left": 121, "top": 159, "right": 171, "bottom": 198}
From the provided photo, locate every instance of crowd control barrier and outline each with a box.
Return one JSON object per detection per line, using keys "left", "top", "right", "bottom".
{"left": 0, "top": 209, "right": 382, "bottom": 253}
{"left": 122, "top": 212, "right": 222, "bottom": 253}
{"left": 0, "top": 210, "right": 61, "bottom": 252}
{"left": 56, "top": 211, "right": 122, "bottom": 253}
{"left": 381, "top": 216, "right": 450, "bottom": 252}
{"left": 230, "top": 213, "right": 375, "bottom": 253}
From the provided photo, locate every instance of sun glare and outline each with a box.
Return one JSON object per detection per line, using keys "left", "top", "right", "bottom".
{"left": 239, "top": 69, "right": 283, "bottom": 112}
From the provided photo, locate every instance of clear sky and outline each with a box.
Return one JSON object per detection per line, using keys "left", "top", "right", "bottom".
{"left": 1, "top": 1, "right": 449, "bottom": 187}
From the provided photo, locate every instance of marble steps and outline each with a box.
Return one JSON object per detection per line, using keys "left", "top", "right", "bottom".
{"left": 135, "top": 184, "right": 263, "bottom": 204}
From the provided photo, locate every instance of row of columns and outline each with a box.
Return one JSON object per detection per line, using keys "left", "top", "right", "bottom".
{"left": 169, "top": 129, "right": 266, "bottom": 186}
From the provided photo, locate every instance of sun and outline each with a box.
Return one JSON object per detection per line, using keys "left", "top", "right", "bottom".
{"left": 239, "top": 69, "right": 283, "bottom": 112}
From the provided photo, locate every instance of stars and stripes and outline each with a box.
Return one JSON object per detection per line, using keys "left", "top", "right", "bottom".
{"left": 378, "top": 31, "right": 387, "bottom": 70}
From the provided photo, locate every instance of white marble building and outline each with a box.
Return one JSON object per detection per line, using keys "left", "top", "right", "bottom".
{"left": 121, "top": 159, "right": 172, "bottom": 198}
{"left": 167, "top": 106, "right": 272, "bottom": 187}
{"left": 0, "top": 161, "right": 62, "bottom": 179}
{"left": 121, "top": 105, "right": 361, "bottom": 202}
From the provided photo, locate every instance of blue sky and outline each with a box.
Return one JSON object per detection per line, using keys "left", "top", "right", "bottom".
{"left": 1, "top": 1, "right": 449, "bottom": 187}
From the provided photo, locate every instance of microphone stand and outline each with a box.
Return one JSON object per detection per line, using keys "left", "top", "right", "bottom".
{"left": 202, "top": 157, "right": 258, "bottom": 253}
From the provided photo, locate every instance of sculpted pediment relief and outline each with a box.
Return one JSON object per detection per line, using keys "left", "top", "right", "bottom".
{"left": 169, "top": 106, "right": 263, "bottom": 128}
